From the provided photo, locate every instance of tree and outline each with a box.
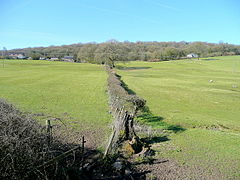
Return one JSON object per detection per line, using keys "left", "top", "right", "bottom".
{"left": 29, "top": 52, "right": 41, "bottom": 60}
{"left": 77, "top": 43, "right": 97, "bottom": 63}
{"left": 94, "top": 41, "right": 127, "bottom": 68}
{"left": 218, "top": 41, "right": 231, "bottom": 56}
{"left": 186, "top": 42, "right": 208, "bottom": 58}
{"left": 5, "top": 41, "right": 240, "bottom": 63}
{"left": 162, "top": 47, "right": 180, "bottom": 59}
{"left": 2, "top": 47, "right": 7, "bottom": 59}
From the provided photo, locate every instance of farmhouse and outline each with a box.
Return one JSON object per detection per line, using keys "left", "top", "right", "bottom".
{"left": 187, "top": 53, "right": 198, "bottom": 58}
{"left": 50, "top": 57, "right": 59, "bottom": 61}
{"left": 62, "top": 56, "right": 74, "bottom": 62}
{"left": 18, "top": 55, "right": 26, "bottom": 59}
{"left": 9, "top": 54, "right": 26, "bottom": 59}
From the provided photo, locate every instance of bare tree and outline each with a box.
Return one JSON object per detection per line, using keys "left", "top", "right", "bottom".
{"left": 94, "top": 41, "right": 127, "bottom": 68}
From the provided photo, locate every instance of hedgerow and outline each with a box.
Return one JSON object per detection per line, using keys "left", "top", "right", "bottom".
{"left": 0, "top": 99, "right": 82, "bottom": 179}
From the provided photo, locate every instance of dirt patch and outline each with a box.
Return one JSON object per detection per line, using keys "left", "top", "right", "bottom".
{"left": 79, "top": 129, "right": 107, "bottom": 149}
{"left": 135, "top": 158, "right": 225, "bottom": 180}
{"left": 31, "top": 111, "right": 109, "bottom": 150}
{"left": 52, "top": 123, "right": 108, "bottom": 150}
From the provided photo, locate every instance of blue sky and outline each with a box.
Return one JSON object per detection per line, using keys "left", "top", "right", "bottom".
{"left": 1, "top": 0, "right": 240, "bottom": 49}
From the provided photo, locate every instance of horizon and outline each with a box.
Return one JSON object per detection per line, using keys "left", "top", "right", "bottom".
{"left": 4, "top": 40, "right": 240, "bottom": 51}
{"left": 1, "top": 0, "right": 240, "bottom": 50}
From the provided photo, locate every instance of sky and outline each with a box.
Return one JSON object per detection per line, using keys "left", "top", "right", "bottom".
{"left": 0, "top": 0, "right": 240, "bottom": 49}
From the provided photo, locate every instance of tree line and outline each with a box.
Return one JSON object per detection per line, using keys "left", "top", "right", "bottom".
{"left": 3, "top": 40, "right": 240, "bottom": 65}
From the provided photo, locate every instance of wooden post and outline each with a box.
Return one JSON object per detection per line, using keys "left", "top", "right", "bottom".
{"left": 46, "top": 119, "right": 52, "bottom": 147}
{"left": 81, "top": 136, "right": 85, "bottom": 154}
{"left": 104, "top": 130, "right": 116, "bottom": 157}
{"left": 130, "top": 114, "right": 136, "bottom": 138}
{"left": 81, "top": 136, "right": 86, "bottom": 168}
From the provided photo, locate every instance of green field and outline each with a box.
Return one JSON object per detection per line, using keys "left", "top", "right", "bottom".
{"left": 0, "top": 60, "right": 111, "bottom": 146}
{"left": 1, "top": 57, "right": 240, "bottom": 178}
{"left": 117, "top": 56, "right": 240, "bottom": 178}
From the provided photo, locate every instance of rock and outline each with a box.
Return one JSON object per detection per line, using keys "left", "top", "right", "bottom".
{"left": 125, "top": 168, "right": 131, "bottom": 175}
{"left": 122, "top": 141, "right": 135, "bottom": 155}
{"left": 113, "top": 159, "right": 123, "bottom": 171}
{"left": 129, "top": 136, "right": 143, "bottom": 154}
{"left": 137, "top": 146, "right": 155, "bottom": 158}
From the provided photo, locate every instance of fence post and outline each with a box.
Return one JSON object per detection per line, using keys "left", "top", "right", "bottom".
{"left": 104, "top": 130, "right": 116, "bottom": 157}
{"left": 81, "top": 136, "right": 86, "bottom": 168}
{"left": 46, "top": 119, "right": 52, "bottom": 147}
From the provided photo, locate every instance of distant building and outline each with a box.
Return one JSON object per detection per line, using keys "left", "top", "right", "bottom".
{"left": 62, "top": 56, "right": 74, "bottom": 62}
{"left": 187, "top": 53, "right": 199, "bottom": 58}
{"left": 9, "top": 54, "right": 26, "bottom": 59}
{"left": 50, "top": 57, "right": 59, "bottom": 61}
{"left": 17, "top": 54, "right": 26, "bottom": 59}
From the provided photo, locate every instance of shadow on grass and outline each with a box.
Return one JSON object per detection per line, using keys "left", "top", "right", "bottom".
{"left": 112, "top": 73, "right": 186, "bottom": 147}
{"left": 116, "top": 65, "right": 152, "bottom": 70}
{"left": 167, "top": 125, "right": 186, "bottom": 133}
{"left": 137, "top": 109, "right": 186, "bottom": 134}
{"left": 138, "top": 113, "right": 164, "bottom": 122}
{"left": 121, "top": 80, "right": 136, "bottom": 95}
{"left": 202, "top": 58, "right": 219, "bottom": 61}
{"left": 115, "top": 73, "right": 136, "bottom": 95}
{"left": 141, "top": 135, "right": 170, "bottom": 144}
{"left": 136, "top": 106, "right": 186, "bottom": 150}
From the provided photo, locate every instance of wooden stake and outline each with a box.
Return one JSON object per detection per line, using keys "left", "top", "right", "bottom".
{"left": 46, "top": 120, "right": 52, "bottom": 147}
{"left": 81, "top": 136, "right": 86, "bottom": 168}
{"left": 104, "top": 130, "right": 116, "bottom": 157}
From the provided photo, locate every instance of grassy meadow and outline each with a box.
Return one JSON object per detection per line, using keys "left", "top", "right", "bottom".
{"left": 1, "top": 57, "right": 240, "bottom": 177}
{"left": 0, "top": 60, "right": 111, "bottom": 146}
{"left": 117, "top": 56, "right": 240, "bottom": 178}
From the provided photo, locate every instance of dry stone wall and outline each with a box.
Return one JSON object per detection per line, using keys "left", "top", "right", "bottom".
{"left": 105, "top": 66, "right": 146, "bottom": 154}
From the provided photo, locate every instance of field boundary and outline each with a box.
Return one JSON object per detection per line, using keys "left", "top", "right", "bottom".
{"left": 105, "top": 65, "right": 146, "bottom": 154}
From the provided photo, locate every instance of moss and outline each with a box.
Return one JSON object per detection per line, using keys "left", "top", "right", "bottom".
{"left": 121, "top": 141, "right": 135, "bottom": 156}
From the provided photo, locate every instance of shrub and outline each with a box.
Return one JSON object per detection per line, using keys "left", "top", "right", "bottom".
{"left": 0, "top": 99, "right": 49, "bottom": 179}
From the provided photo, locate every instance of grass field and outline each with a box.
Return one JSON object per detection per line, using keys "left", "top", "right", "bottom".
{"left": 1, "top": 57, "right": 240, "bottom": 177}
{"left": 117, "top": 56, "right": 240, "bottom": 178}
{"left": 0, "top": 60, "right": 111, "bottom": 146}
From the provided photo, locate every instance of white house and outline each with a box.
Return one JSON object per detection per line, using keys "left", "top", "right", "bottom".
{"left": 17, "top": 54, "right": 26, "bottom": 59}
{"left": 9, "top": 54, "right": 25, "bottom": 59}
{"left": 187, "top": 53, "right": 198, "bottom": 58}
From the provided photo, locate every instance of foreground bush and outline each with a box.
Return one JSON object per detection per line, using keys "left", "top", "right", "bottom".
{"left": 0, "top": 99, "right": 48, "bottom": 179}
